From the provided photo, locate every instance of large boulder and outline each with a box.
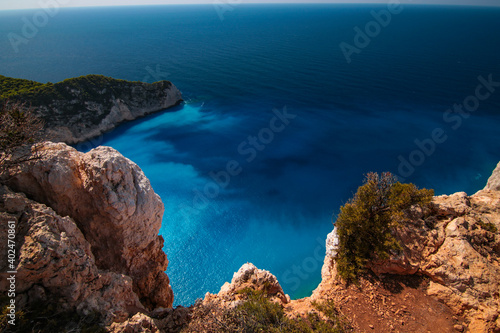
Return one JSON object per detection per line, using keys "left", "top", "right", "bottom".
{"left": 2, "top": 141, "right": 173, "bottom": 309}
{"left": 0, "top": 186, "right": 143, "bottom": 323}
{"left": 201, "top": 262, "right": 290, "bottom": 310}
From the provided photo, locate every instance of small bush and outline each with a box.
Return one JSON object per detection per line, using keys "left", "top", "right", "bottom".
{"left": 334, "top": 172, "right": 434, "bottom": 282}
{"left": 0, "top": 102, "right": 44, "bottom": 151}
{"left": 310, "top": 300, "right": 352, "bottom": 333}
{"left": 0, "top": 101, "right": 45, "bottom": 173}
{"left": 184, "top": 290, "right": 352, "bottom": 333}
{"left": 237, "top": 290, "right": 289, "bottom": 332}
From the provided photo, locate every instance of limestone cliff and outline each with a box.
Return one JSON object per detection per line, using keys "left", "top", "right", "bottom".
{"left": 486, "top": 161, "right": 500, "bottom": 191}
{"left": 0, "top": 142, "right": 174, "bottom": 324}
{"left": 0, "top": 186, "right": 144, "bottom": 323}
{"left": 110, "top": 163, "right": 500, "bottom": 333}
{"left": 316, "top": 165, "right": 500, "bottom": 332}
{"left": 2, "top": 74, "right": 182, "bottom": 144}
{"left": 1, "top": 134, "right": 498, "bottom": 332}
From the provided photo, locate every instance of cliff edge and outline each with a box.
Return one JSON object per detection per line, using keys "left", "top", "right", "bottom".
{"left": 181, "top": 164, "right": 500, "bottom": 333}
{"left": 1, "top": 74, "right": 183, "bottom": 144}
{"left": 1, "top": 136, "right": 498, "bottom": 332}
{"left": 313, "top": 165, "right": 500, "bottom": 332}
{"left": 0, "top": 142, "right": 174, "bottom": 326}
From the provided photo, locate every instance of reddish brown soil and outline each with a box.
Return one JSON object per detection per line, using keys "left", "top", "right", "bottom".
{"left": 286, "top": 273, "right": 466, "bottom": 333}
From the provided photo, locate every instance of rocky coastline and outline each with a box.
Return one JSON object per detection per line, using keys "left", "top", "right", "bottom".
{"left": 0, "top": 74, "right": 499, "bottom": 331}
{"left": 314, "top": 165, "right": 500, "bottom": 332}
{"left": 1, "top": 74, "right": 183, "bottom": 145}
{"left": 1, "top": 139, "right": 498, "bottom": 332}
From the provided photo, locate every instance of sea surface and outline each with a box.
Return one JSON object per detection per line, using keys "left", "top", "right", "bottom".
{"left": 1, "top": 4, "right": 500, "bottom": 306}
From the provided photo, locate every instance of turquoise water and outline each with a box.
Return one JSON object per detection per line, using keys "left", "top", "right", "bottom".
{"left": 1, "top": 4, "right": 499, "bottom": 306}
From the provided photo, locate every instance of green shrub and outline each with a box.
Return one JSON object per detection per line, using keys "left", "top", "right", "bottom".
{"left": 0, "top": 101, "right": 45, "bottom": 174}
{"left": 184, "top": 290, "right": 352, "bottom": 333}
{"left": 0, "top": 75, "right": 44, "bottom": 100}
{"left": 0, "top": 102, "right": 44, "bottom": 152}
{"left": 334, "top": 172, "right": 434, "bottom": 282}
{"left": 306, "top": 300, "right": 352, "bottom": 333}
{"left": 237, "top": 289, "right": 289, "bottom": 331}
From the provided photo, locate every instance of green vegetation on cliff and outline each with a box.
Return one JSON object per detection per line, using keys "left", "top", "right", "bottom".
{"left": 0, "top": 75, "right": 45, "bottom": 100}
{"left": 0, "top": 74, "right": 170, "bottom": 109}
{"left": 1, "top": 74, "right": 180, "bottom": 144}
{"left": 0, "top": 101, "right": 45, "bottom": 170}
{"left": 185, "top": 289, "right": 352, "bottom": 333}
{"left": 334, "top": 172, "right": 434, "bottom": 282}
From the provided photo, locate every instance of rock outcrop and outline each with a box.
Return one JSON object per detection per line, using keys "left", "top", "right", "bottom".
{"left": 5, "top": 74, "right": 183, "bottom": 144}
{"left": 206, "top": 263, "right": 290, "bottom": 305}
{"left": 0, "top": 142, "right": 173, "bottom": 318}
{"left": 317, "top": 165, "right": 500, "bottom": 332}
{"left": 0, "top": 186, "right": 144, "bottom": 323}
{"left": 485, "top": 161, "right": 500, "bottom": 191}
{"left": 107, "top": 307, "right": 191, "bottom": 333}
{"left": 41, "top": 77, "right": 182, "bottom": 145}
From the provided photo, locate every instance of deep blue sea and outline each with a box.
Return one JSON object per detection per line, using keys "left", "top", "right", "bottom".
{"left": 1, "top": 4, "right": 500, "bottom": 306}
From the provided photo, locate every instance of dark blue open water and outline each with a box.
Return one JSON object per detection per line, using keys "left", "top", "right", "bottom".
{"left": 1, "top": 4, "right": 499, "bottom": 306}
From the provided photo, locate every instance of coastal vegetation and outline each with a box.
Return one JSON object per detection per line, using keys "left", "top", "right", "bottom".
{"left": 185, "top": 289, "right": 352, "bottom": 333}
{"left": 0, "top": 101, "right": 45, "bottom": 170}
{"left": 0, "top": 74, "right": 181, "bottom": 144}
{"left": 334, "top": 172, "right": 434, "bottom": 282}
{"left": 0, "top": 74, "right": 150, "bottom": 108}
{"left": 0, "top": 75, "right": 45, "bottom": 100}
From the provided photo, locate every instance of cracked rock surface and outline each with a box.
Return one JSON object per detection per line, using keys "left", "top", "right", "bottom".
{"left": 0, "top": 142, "right": 173, "bottom": 322}
{"left": 319, "top": 166, "right": 500, "bottom": 332}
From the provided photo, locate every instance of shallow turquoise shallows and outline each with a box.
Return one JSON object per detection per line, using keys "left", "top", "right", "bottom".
{"left": 1, "top": 4, "right": 499, "bottom": 306}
